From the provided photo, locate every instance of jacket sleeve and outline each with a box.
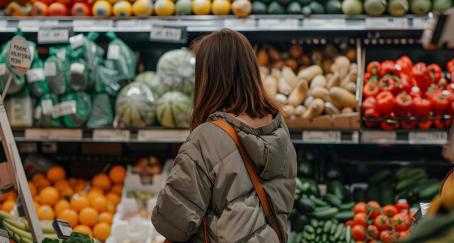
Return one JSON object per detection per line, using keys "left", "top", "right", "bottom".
{"left": 152, "top": 151, "right": 212, "bottom": 241}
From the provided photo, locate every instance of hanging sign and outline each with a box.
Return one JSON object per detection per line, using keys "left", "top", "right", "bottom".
{"left": 7, "top": 36, "right": 32, "bottom": 75}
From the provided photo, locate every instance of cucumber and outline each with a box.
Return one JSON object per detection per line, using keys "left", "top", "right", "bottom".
{"left": 314, "top": 206, "right": 333, "bottom": 213}
{"left": 327, "top": 180, "right": 345, "bottom": 200}
{"left": 323, "top": 221, "right": 332, "bottom": 232}
{"left": 330, "top": 221, "right": 338, "bottom": 234}
{"left": 322, "top": 234, "right": 327, "bottom": 242}
{"left": 396, "top": 167, "right": 413, "bottom": 179}
{"left": 325, "top": 193, "right": 342, "bottom": 207}
{"left": 335, "top": 211, "right": 354, "bottom": 222}
{"left": 369, "top": 170, "right": 392, "bottom": 183}
{"left": 298, "top": 198, "right": 316, "bottom": 212}
{"left": 339, "top": 202, "right": 355, "bottom": 211}
{"left": 396, "top": 178, "right": 417, "bottom": 192}
{"left": 304, "top": 225, "right": 315, "bottom": 234}
{"left": 3, "top": 221, "right": 32, "bottom": 241}
{"left": 313, "top": 208, "right": 339, "bottom": 220}
{"left": 345, "top": 226, "right": 351, "bottom": 242}
{"left": 309, "top": 195, "right": 329, "bottom": 207}
{"left": 308, "top": 179, "right": 320, "bottom": 195}
{"left": 310, "top": 219, "right": 319, "bottom": 228}
{"left": 419, "top": 182, "right": 440, "bottom": 200}
{"left": 334, "top": 224, "right": 344, "bottom": 240}
{"left": 291, "top": 215, "right": 308, "bottom": 232}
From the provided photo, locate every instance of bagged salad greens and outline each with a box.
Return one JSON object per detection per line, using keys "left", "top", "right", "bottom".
{"left": 57, "top": 92, "right": 92, "bottom": 128}
{"left": 87, "top": 93, "right": 114, "bottom": 128}
{"left": 106, "top": 32, "right": 136, "bottom": 81}
{"left": 34, "top": 94, "right": 61, "bottom": 128}
{"left": 27, "top": 56, "right": 49, "bottom": 97}
{"left": 45, "top": 47, "right": 70, "bottom": 95}
{"left": 94, "top": 60, "right": 123, "bottom": 95}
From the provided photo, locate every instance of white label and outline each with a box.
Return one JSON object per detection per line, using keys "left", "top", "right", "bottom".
{"left": 0, "top": 229, "right": 9, "bottom": 243}
{"left": 44, "top": 62, "right": 56, "bottom": 76}
{"left": 93, "top": 129, "right": 130, "bottom": 141}
{"left": 69, "top": 34, "right": 84, "bottom": 49}
{"left": 366, "top": 17, "right": 407, "bottom": 29}
{"left": 304, "top": 18, "right": 347, "bottom": 29}
{"left": 362, "top": 131, "right": 397, "bottom": 143}
{"left": 259, "top": 19, "right": 299, "bottom": 29}
{"left": 150, "top": 26, "right": 183, "bottom": 42}
{"left": 7, "top": 36, "right": 32, "bottom": 75}
{"left": 420, "top": 202, "right": 431, "bottom": 217}
{"left": 0, "top": 64, "right": 6, "bottom": 75}
{"left": 48, "top": 129, "right": 82, "bottom": 140}
{"left": 0, "top": 20, "right": 7, "bottom": 30}
{"left": 117, "top": 19, "right": 152, "bottom": 29}
{"left": 224, "top": 19, "right": 256, "bottom": 29}
{"left": 41, "top": 100, "right": 53, "bottom": 115}
{"left": 18, "top": 143, "right": 38, "bottom": 153}
{"left": 409, "top": 131, "right": 447, "bottom": 145}
{"left": 138, "top": 129, "right": 189, "bottom": 142}
{"left": 107, "top": 44, "right": 120, "bottom": 60}
{"left": 52, "top": 101, "right": 77, "bottom": 118}
{"left": 413, "top": 17, "right": 428, "bottom": 29}
{"left": 26, "top": 68, "right": 45, "bottom": 83}
{"left": 25, "top": 128, "right": 50, "bottom": 140}
{"left": 70, "top": 63, "right": 85, "bottom": 74}
{"left": 18, "top": 20, "right": 40, "bottom": 31}
{"left": 38, "top": 28, "right": 70, "bottom": 44}
{"left": 73, "top": 20, "right": 113, "bottom": 30}
{"left": 303, "top": 131, "right": 341, "bottom": 143}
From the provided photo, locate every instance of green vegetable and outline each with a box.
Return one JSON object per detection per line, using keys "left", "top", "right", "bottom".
{"left": 298, "top": 198, "right": 316, "bottom": 212}
{"left": 309, "top": 195, "right": 328, "bottom": 207}
{"left": 323, "top": 220, "right": 332, "bottom": 232}
{"left": 325, "top": 193, "right": 342, "bottom": 207}
{"left": 339, "top": 202, "right": 355, "bottom": 211}
{"left": 336, "top": 211, "right": 354, "bottom": 222}
{"left": 313, "top": 207, "right": 339, "bottom": 220}
{"left": 87, "top": 93, "right": 113, "bottom": 128}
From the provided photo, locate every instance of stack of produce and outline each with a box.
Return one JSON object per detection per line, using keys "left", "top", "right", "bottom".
{"left": 0, "top": 164, "right": 126, "bottom": 242}
{"left": 257, "top": 44, "right": 358, "bottom": 126}
{"left": 362, "top": 56, "right": 454, "bottom": 130}
{"left": 347, "top": 201, "right": 413, "bottom": 242}
{"left": 353, "top": 167, "right": 441, "bottom": 206}
{"left": 342, "top": 0, "right": 452, "bottom": 16}
{"left": 251, "top": 0, "right": 343, "bottom": 15}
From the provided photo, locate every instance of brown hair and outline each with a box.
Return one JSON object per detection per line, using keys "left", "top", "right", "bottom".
{"left": 191, "top": 29, "right": 279, "bottom": 130}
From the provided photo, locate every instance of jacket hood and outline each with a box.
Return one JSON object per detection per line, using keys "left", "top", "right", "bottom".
{"left": 208, "top": 112, "right": 291, "bottom": 180}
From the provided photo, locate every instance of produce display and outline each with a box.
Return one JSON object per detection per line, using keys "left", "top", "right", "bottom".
{"left": 342, "top": 0, "right": 451, "bottom": 16}
{"left": 362, "top": 56, "right": 454, "bottom": 130}
{"left": 257, "top": 43, "right": 359, "bottom": 128}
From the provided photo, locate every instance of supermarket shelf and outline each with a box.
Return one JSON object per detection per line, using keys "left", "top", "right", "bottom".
{"left": 0, "top": 15, "right": 429, "bottom": 33}
{"left": 11, "top": 128, "right": 450, "bottom": 145}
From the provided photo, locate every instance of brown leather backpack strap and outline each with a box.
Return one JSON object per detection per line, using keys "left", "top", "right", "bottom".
{"left": 211, "top": 119, "right": 285, "bottom": 243}
{"left": 164, "top": 213, "right": 210, "bottom": 243}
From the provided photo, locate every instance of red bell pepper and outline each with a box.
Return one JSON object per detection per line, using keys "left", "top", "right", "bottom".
{"left": 376, "top": 91, "right": 395, "bottom": 114}
{"left": 439, "top": 77, "right": 448, "bottom": 88}
{"left": 445, "top": 117, "right": 453, "bottom": 128}
{"left": 395, "top": 92, "right": 413, "bottom": 116}
{"left": 381, "top": 113, "right": 398, "bottom": 130}
{"left": 380, "top": 60, "right": 398, "bottom": 77}
{"left": 447, "top": 59, "right": 454, "bottom": 73}
{"left": 364, "top": 72, "right": 371, "bottom": 82}
{"left": 412, "top": 62, "right": 431, "bottom": 93}
{"left": 364, "top": 108, "right": 381, "bottom": 128}
{"left": 419, "top": 119, "right": 433, "bottom": 129}
{"left": 410, "top": 86, "right": 421, "bottom": 97}
{"left": 379, "top": 75, "right": 400, "bottom": 95}
{"left": 400, "top": 117, "right": 417, "bottom": 129}
{"left": 362, "top": 96, "right": 377, "bottom": 112}
{"left": 369, "top": 75, "right": 379, "bottom": 84}
{"left": 399, "top": 73, "right": 414, "bottom": 92}
{"left": 363, "top": 82, "right": 380, "bottom": 98}
{"left": 396, "top": 56, "right": 413, "bottom": 76}
{"left": 432, "top": 91, "right": 450, "bottom": 114}
{"left": 413, "top": 97, "right": 432, "bottom": 117}
{"left": 434, "top": 118, "right": 445, "bottom": 129}
{"left": 367, "top": 61, "right": 381, "bottom": 75}
{"left": 427, "top": 64, "right": 442, "bottom": 82}
{"left": 425, "top": 84, "right": 440, "bottom": 101}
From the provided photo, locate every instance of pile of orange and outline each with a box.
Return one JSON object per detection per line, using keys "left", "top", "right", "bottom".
{"left": 16, "top": 164, "right": 127, "bottom": 242}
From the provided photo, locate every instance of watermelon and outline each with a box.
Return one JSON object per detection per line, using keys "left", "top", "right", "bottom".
{"left": 157, "top": 48, "right": 195, "bottom": 96}
{"left": 134, "top": 71, "right": 167, "bottom": 98}
{"left": 156, "top": 91, "right": 191, "bottom": 128}
{"left": 115, "top": 82, "right": 157, "bottom": 128}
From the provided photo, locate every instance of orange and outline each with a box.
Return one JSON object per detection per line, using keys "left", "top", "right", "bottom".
{"left": 0, "top": 194, "right": 7, "bottom": 203}
{"left": 31, "top": 173, "right": 46, "bottom": 183}
{"left": 93, "top": 222, "right": 111, "bottom": 241}
{"left": 6, "top": 191, "right": 17, "bottom": 202}
{"left": 98, "top": 212, "right": 113, "bottom": 225}
{"left": 57, "top": 209, "right": 78, "bottom": 227}
{"left": 90, "top": 196, "right": 107, "bottom": 213}
{"left": 47, "top": 166, "right": 66, "bottom": 183}
{"left": 68, "top": 178, "right": 78, "bottom": 187}
{"left": 91, "top": 174, "right": 112, "bottom": 192}
{"left": 70, "top": 195, "right": 89, "bottom": 212}
{"left": 61, "top": 187, "right": 74, "bottom": 199}
{"left": 1, "top": 200, "right": 16, "bottom": 213}
{"left": 109, "top": 166, "right": 126, "bottom": 184}
{"left": 54, "top": 180, "right": 70, "bottom": 192}
{"left": 110, "top": 184, "right": 123, "bottom": 195}
{"left": 106, "top": 192, "right": 120, "bottom": 206}
{"left": 28, "top": 182, "right": 37, "bottom": 197}
{"left": 79, "top": 207, "right": 98, "bottom": 227}
{"left": 35, "top": 178, "right": 51, "bottom": 190}
{"left": 74, "top": 225, "right": 93, "bottom": 236}
{"left": 34, "top": 201, "right": 40, "bottom": 212}
{"left": 38, "top": 205, "right": 55, "bottom": 220}
{"left": 87, "top": 189, "right": 103, "bottom": 203}
{"left": 38, "top": 187, "right": 60, "bottom": 206}
{"left": 54, "top": 199, "right": 70, "bottom": 215}
{"left": 75, "top": 180, "right": 88, "bottom": 192}
{"left": 106, "top": 201, "right": 116, "bottom": 214}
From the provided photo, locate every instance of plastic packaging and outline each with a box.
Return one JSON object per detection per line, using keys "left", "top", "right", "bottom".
{"left": 56, "top": 92, "right": 92, "bottom": 128}
{"left": 6, "top": 88, "right": 33, "bottom": 128}
{"left": 34, "top": 94, "right": 61, "bottom": 128}
{"left": 94, "top": 60, "right": 123, "bottom": 95}
{"left": 27, "top": 57, "right": 49, "bottom": 97}
{"left": 156, "top": 48, "right": 195, "bottom": 96}
{"left": 87, "top": 93, "right": 114, "bottom": 128}
{"left": 45, "top": 47, "right": 70, "bottom": 95}
{"left": 106, "top": 32, "right": 136, "bottom": 81}
{"left": 115, "top": 82, "right": 156, "bottom": 128}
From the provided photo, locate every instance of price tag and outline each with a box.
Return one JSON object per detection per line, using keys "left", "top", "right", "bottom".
{"left": 25, "top": 128, "right": 50, "bottom": 140}
{"left": 53, "top": 220, "right": 73, "bottom": 239}
{"left": 258, "top": 19, "right": 299, "bottom": 29}
{"left": 26, "top": 68, "right": 45, "bottom": 83}
{"left": 18, "top": 20, "right": 40, "bottom": 31}
{"left": 224, "top": 19, "right": 256, "bottom": 29}
{"left": 93, "top": 129, "right": 130, "bottom": 142}
{"left": 138, "top": 129, "right": 189, "bottom": 142}
{"left": 48, "top": 129, "right": 82, "bottom": 141}
{"left": 351, "top": 131, "right": 360, "bottom": 143}
{"left": 0, "top": 64, "right": 6, "bottom": 75}
{"left": 304, "top": 18, "right": 346, "bottom": 29}
{"left": 413, "top": 17, "right": 428, "bottom": 29}
{"left": 366, "top": 17, "right": 407, "bottom": 29}
{"left": 7, "top": 36, "right": 32, "bottom": 75}
{"left": 72, "top": 20, "right": 113, "bottom": 31}
{"left": 42, "top": 142, "right": 57, "bottom": 153}
{"left": 302, "top": 131, "right": 341, "bottom": 143}
{"left": 150, "top": 25, "right": 187, "bottom": 43}
{"left": 362, "top": 131, "right": 397, "bottom": 143}
{"left": 409, "top": 131, "right": 447, "bottom": 144}
{"left": 52, "top": 101, "right": 77, "bottom": 118}
{"left": 0, "top": 20, "right": 7, "bottom": 30}
{"left": 117, "top": 19, "right": 152, "bottom": 29}
{"left": 18, "top": 143, "right": 38, "bottom": 153}
{"left": 0, "top": 229, "right": 9, "bottom": 243}
{"left": 38, "top": 27, "right": 70, "bottom": 44}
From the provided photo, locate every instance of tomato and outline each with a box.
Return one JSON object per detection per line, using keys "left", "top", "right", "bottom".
{"left": 396, "top": 199, "right": 410, "bottom": 213}
{"left": 354, "top": 213, "right": 368, "bottom": 226}
{"left": 354, "top": 202, "right": 367, "bottom": 214}
{"left": 393, "top": 214, "right": 410, "bottom": 231}
{"left": 367, "top": 201, "right": 381, "bottom": 219}
{"left": 366, "top": 225, "right": 379, "bottom": 239}
{"left": 352, "top": 225, "right": 366, "bottom": 241}
{"left": 383, "top": 205, "right": 398, "bottom": 217}
{"left": 346, "top": 220, "right": 355, "bottom": 227}
{"left": 374, "top": 215, "right": 391, "bottom": 231}
{"left": 399, "top": 230, "right": 410, "bottom": 239}
{"left": 380, "top": 230, "right": 395, "bottom": 243}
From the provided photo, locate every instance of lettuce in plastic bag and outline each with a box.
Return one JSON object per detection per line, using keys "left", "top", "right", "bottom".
{"left": 45, "top": 47, "right": 70, "bottom": 95}
{"left": 57, "top": 92, "right": 92, "bottom": 128}
{"left": 27, "top": 57, "right": 49, "bottom": 97}
{"left": 87, "top": 93, "right": 114, "bottom": 128}
{"left": 34, "top": 94, "right": 61, "bottom": 128}
{"left": 94, "top": 60, "right": 124, "bottom": 95}
{"left": 106, "top": 32, "right": 136, "bottom": 81}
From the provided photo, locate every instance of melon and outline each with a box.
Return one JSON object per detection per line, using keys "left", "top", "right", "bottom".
{"left": 156, "top": 91, "right": 191, "bottom": 128}
{"left": 134, "top": 71, "right": 168, "bottom": 97}
{"left": 115, "top": 82, "right": 157, "bottom": 128}
{"left": 132, "top": 0, "right": 153, "bottom": 16}
{"left": 113, "top": 0, "right": 132, "bottom": 16}
{"left": 211, "top": 0, "right": 230, "bottom": 15}
{"left": 175, "top": 0, "right": 192, "bottom": 15}
{"left": 192, "top": 0, "right": 211, "bottom": 15}
{"left": 232, "top": 0, "right": 252, "bottom": 17}
{"left": 154, "top": 0, "right": 175, "bottom": 16}
{"left": 157, "top": 48, "right": 195, "bottom": 95}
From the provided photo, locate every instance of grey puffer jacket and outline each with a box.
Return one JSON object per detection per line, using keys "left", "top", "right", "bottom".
{"left": 152, "top": 112, "right": 297, "bottom": 243}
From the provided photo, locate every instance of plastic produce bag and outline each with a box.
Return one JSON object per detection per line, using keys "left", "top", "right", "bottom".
{"left": 94, "top": 60, "right": 123, "bottom": 95}
{"left": 87, "top": 93, "right": 114, "bottom": 128}
{"left": 69, "top": 58, "right": 90, "bottom": 91}
{"left": 34, "top": 94, "right": 61, "bottom": 128}
{"left": 45, "top": 47, "right": 70, "bottom": 95}
{"left": 115, "top": 82, "right": 156, "bottom": 128}
{"left": 134, "top": 71, "right": 167, "bottom": 98}
{"left": 6, "top": 88, "right": 33, "bottom": 128}
{"left": 156, "top": 48, "right": 195, "bottom": 96}
{"left": 106, "top": 32, "right": 136, "bottom": 81}
{"left": 27, "top": 57, "right": 49, "bottom": 97}
{"left": 55, "top": 92, "right": 92, "bottom": 128}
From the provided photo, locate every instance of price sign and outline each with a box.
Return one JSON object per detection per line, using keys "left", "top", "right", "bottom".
{"left": 93, "top": 129, "right": 130, "bottom": 142}
{"left": 117, "top": 19, "right": 152, "bottom": 30}
{"left": 413, "top": 17, "right": 428, "bottom": 29}
{"left": 7, "top": 36, "right": 32, "bottom": 75}
{"left": 72, "top": 20, "right": 113, "bottom": 31}
{"left": 0, "top": 229, "right": 9, "bottom": 243}
{"left": 150, "top": 25, "right": 187, "bottom": 43}
{"left": 138, "top": 129, "right": 189, "bottom": 142}
{"left": 0, "top": 21, "right": 7, "bottom": 30}
{"left": 48, "top": 129, "right": 82, "bottom": 141}
{"left": 366, "top": 17, "right": 407, "bottom": 29}
{"left": 362, "top": 131, "right": 397, "bottom": 143}
{"left": 409, "top": 131, "right": 447, "bottom": 145}
{"left": 38, "top": 27, "right": 71, "bottom": 44}
{"left": 25, "top": 128, "right": 49, "bottom": 140}
{"left": 53, "top": 220, "right": 73, "bottom": 239}
{"left": 224, "top": 19, "right": 256, "bottom": 29}
{"left": 258, "top": 19, "right": 299, "bottom": 29}
{"left": 302, "top": 131, "right": 341, "bottom": 143}
{"left": 304, "top": 18, "right": 346, "bottom": 29}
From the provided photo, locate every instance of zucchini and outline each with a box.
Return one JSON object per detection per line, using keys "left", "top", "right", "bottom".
{"left": 345, "top": 226, "right": 351, "bottom": 242}
{"left": 334, "top": 224, "right": 344, "bottom": 240}
{"left": 396, "top": 177, "right": 418, "bottom": 192}
{"left": 419, "top": 182, "right": 441, "bottom": 201}
{"left": 339, "top": 202, "right": 355, "bottom": 211}
{"left": 330, "top": 222, "right": 337, "bottom": 234}
{"left": 335, "top": 211, "right": 354, "bottom": 222}
{"left": 310, "top": 219, "right": 319, "bottom": 228}
{"left": 304, "top": 225, "right": 315, "bottom": 234}
{"left": 380, "top": 187, "right": 395, "bottom": 205}
{"left": 325, "top": 193, "right": 342, "bottom": 207}
{"left": 313, "top": 208, "right": 339, "bottom": 220}
{"left": 323, "top": 221, "right": 332, "bottom": 232}
{"left": 369, "top": 170, "right": 392, "bottom": 183}
{"left": 309, "top": 195, "right": 328, "bottom": 207}
{"left": 298, "top": 198, "right": 316, "bottom": 212}
{"left": 327, "top": 180, "right": 345, "bottom": 200}
{"left": 405, "top": 213, "right": 454, "bottom": 242}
